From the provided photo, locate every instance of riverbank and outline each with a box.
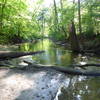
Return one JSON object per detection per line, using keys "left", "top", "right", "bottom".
{"left": 0, "top": 67, "right": 68, "bottom": 100}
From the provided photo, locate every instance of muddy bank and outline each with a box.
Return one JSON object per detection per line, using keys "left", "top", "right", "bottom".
{"left": 0, "top": 66, "right": 100, "bottom": 100}
{"left": 0, "top": 67, "right": 69, "bottom": 100}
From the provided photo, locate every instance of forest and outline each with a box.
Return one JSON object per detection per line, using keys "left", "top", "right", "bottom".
{"left": 0, "top": 0, "right": 100, "bottom": 47}
{"left": 0, "top": 0, "right": 100, "bottom": 100}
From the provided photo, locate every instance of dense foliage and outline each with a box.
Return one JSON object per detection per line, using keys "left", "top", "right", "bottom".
{"left": 0, "top": 0, "right": 100, "bottom": 43}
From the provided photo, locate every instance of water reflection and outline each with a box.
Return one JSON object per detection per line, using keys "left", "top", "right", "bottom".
{"left": 56, "top": 76, "right": 100, "bottom": 100}
{"left": 19, "top": 39, "right": 100, "bottom": 67}
{"left": 19, "top": 39, "right": 75, "bottom": 66}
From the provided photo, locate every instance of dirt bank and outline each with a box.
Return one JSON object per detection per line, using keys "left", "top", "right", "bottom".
{"left": 0, "top": 68, "right": 69, "bottom": 100}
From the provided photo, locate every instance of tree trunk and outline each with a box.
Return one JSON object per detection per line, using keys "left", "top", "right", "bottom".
{"left": 0, "top": 0, "right": 7, "bottom": 34}
{"left": 78, "top": 0, "right": 82, "bottom": 34}
{"left": 68, "top": 0, "right": 80, "bottom": 52}
{"left": 41, "top": 13, "right": 45, "bottom": 39}
{"left": 69, "top": 21, "right": 80, "bottom": 52}
{"left": 53, "top": 0, "right": 59, "bottom": 31}
{"left": 60, "top": 0, "right": 67, "bottom": 38}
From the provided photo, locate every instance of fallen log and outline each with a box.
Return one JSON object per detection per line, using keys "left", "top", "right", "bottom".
{"left": 24, "top": 60, "right": 100, "bottom": 76}
{"left": 0, "top": 51, "right": 45, "bottom": 61}
{"left": 73, "top": 64, "right": 100, "bottom": 67}
{"left": 79, "top": 50, "right": 100, "bottom": 55}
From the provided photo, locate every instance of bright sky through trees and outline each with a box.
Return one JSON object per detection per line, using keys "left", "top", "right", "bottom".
{"left": 27, "top": 0, "right": 74, "bottom": 12}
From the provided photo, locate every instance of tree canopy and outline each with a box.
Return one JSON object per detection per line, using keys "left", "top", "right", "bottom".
{"left": 0, "top": 0, "right": 100, "bottom": 43}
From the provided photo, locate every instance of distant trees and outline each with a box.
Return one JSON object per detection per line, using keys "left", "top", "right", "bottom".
{"left": 82, "top": 0, "right": 100, "bottom": 36}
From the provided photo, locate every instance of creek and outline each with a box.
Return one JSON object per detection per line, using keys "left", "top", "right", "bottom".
{"left": 0, "top": 39, "right": 100, "bottom": 100}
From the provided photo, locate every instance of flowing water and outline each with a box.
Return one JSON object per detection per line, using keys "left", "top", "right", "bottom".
{"left": 0, "top": 39, "right": 100, "bottom": 100}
